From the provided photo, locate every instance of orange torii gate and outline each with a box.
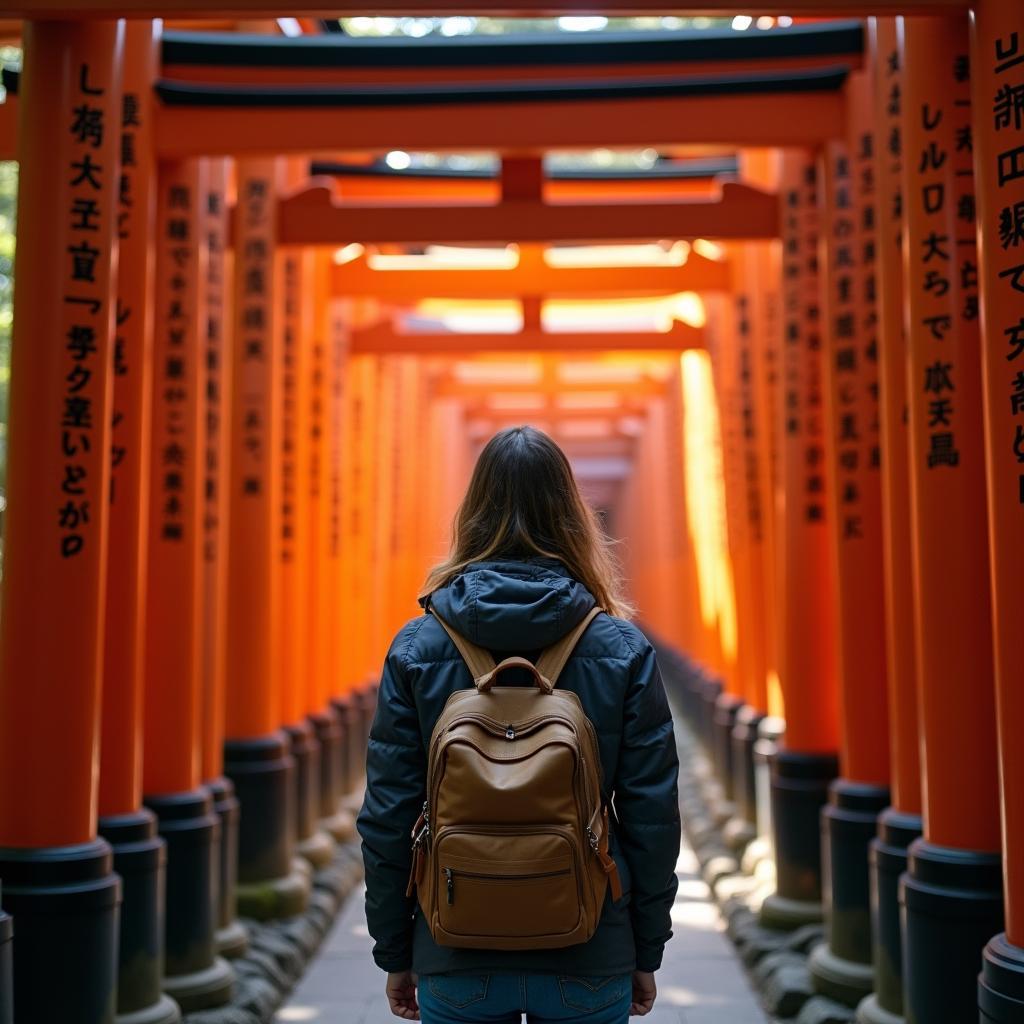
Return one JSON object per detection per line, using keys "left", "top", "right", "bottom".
{"left": 0, "top": 9, "right": 1022, "bottom": 1024}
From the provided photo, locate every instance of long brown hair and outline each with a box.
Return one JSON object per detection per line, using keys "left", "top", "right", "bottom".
{"left": 420, "top": 426, "right": 633, "bottom": 618}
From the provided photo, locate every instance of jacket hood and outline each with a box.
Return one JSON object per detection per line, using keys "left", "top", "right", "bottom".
{"left": 422, "top": 557, "right": 597, "bottom": 650}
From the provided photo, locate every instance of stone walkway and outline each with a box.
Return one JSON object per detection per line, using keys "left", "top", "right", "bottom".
{"left": 276, "top": 836, "right": 768, "bottom": 1024}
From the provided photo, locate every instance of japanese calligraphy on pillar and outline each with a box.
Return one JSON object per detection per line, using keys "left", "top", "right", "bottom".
{"left": 60, "top": 62, "right": 114, "bottom": 558}
{"left": 109, "top": 70, "right": 146, "bottom": 506}
{"left": 907, "top": 38, "right": 978, "bottom": 474}
{"left": 235, "top": 167, "right": 274, "bottom": 501}
{"left": 735, "top": 293, "right": 763, "bottom": 544}
{"left": 202, "top": 160, "right": 228, "bottom": 565}
{"left": 328, "top": 304, "right": 347, "bottom": 565}
{"left": 153, "top": 162, "right": 203, "bottom": 547}
{"left": 781, "top": 157, "right": 826, "bottom": 526}
{"left": 821, "top": 138, "right": 881, "bottom": 543}
{"left": 974, "top": 16, "right": 1024, "bottom": 506}
{"left": 971, "top": 0, "right": 1024, "bottom": 944}
{"left": 280, "top": 255, "right": 299, "bottom": 565}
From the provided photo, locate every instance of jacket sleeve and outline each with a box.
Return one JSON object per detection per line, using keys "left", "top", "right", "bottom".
{"left": 356, "top": 624, "right": 428, "bottom": 973}
{"left": 613, "top": 637, "right": 681, "bottom": 973}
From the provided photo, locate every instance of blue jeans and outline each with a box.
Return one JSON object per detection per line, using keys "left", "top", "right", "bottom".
{"left": 419, "top": 972, "right": 631, "bottom": 1024}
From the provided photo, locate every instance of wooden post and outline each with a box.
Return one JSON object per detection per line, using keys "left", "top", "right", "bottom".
{"left": 810, "top": 68, "right": 892, "bottom": 1007}
{"left": 0, "top": 22, "right": 124, "bottom": 1024}
{"left": 970, "top": 2, "right": 1024, "bottom": 1017}
{"left": 198, "top": 156, "right": 249, "bottom": 961}
{"left": 900, "top": 17, "right": 1004, "bottom": 1023}
{"left": 857, "top": 19, "right": 924, "bottom": 1024}
{"left": 223, "top": 158, "right": 309, "bottom": 920}
{"left": 92, "top": 20, "right": 181, "bottom": 1024}
{"left": 143, "top": 158, "right": 233, "bottom": 1012}
{"left": 760, "top": 150, "right": 840, "bottom": 932}
{"left": 278, "top": 244, "right": 335, "bottom": 870}
{"left": 309, "top": 252, "right": 354, "bottom": 842}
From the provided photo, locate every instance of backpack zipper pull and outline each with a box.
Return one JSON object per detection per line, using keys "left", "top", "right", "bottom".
{"left": 444, "top": 867, "right": 454, "bottom": 905}
{"left": 506, "top": 724, "right": 516, "bottom": 740}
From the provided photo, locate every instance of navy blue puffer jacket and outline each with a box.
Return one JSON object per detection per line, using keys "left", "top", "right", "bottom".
{"left": 357, "top": 557, "right": 681, "bottom": 978}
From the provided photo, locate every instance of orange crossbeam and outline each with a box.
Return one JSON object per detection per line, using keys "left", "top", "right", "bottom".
{"left": 330, "top": 250, "right": 729, "bottom": 299}
{"left": 153, "top": 85, "right": 847, "bottom": 156}
{"left": 350, "top": 320, "right": 703, "bottom": 354}
{"left": 280, "top": 181, "right": 778, "bottom": 245}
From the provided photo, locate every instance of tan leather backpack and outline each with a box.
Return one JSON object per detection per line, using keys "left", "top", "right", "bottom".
{"left": 406, "top": 606, "right": 622, "bottom": 950}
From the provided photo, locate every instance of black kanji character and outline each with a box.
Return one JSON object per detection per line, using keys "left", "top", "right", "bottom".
{"left": 999, "top": 263, "right": 1024, "bottom": 294}
{"left": 62, "top": 464, "right": 87, "bottom": 496}
{"left": 928, "top": 432, "right": 960, "bottom": 468}
{"left": 922, "top": 232, "right": 951, "bottom": 263}
{"left": 68, "top": 240, "right": 100, "bottom": 282}
{"left": 929, "top": 397, "right": 954, "bottom": 427}
{"left": 924, "top": 270, "right": 950, "bottom": 298}
{"left": 1006, "top": 318, "right": 1024, "bottom": 360}
{"left": 65, "top": 363, "right": 91, "bottom": 394}
{"left": 70, "top": 153, "right": 103, "bottom": 190}
{"left": 122, "top": 93, "right": 141, "bottom": 128}
{"left": 58, "top": 498, "right": 89, "bottom": 529}
{"left": 994, "top": 82, "right": 1024, "bottom": 132}
{"left": 922, "top": 104, "right": 943, "bottom": 131}
{"left": 70, "top": 197, "right": 101, "bottom": 231}
{"left": 1000, "top": 201, "right": 1024, "bottom": 249}
{"left": 70, "top": 104, "right": 104, "bottom": 147}
{"left": 79, "top": 64, "right": 103, "bottom": 96}
{"left": 924, "top": 361, "right": 955, "bottom": 393}
{"left": 67, "top": 324, "right": 97, "bottom": 360}
{"left": 998, "top": 145, "right": 1024, "bottom": 186}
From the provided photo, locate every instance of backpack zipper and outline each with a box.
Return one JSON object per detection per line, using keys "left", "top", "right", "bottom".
{"left": 443, "top": 865, "right": 571, "bottom": 905}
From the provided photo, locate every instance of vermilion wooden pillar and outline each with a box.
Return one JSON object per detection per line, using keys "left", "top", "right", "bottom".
{"left": 143, "top": 158, "right": 234, "bottom": 1012}
{"left": 95, "top": 21, "right": 181, "bottom": 1024}
{"left": 761, "top": 150, "right": 840, "bottom": 932}
{"left": 857, "top": 19, "right": 924, "bottom": 1024}
{"left": 707, "top": 289, "right": 748, "bottom": 806}
{"left": 224, "top": 158, "right": 310, "bottom": 920}
{"left": 199, "top": 157, "right": 249, "bottom": 961}
{"left": 970, "top": 2, "right": 1024, "bottom": 1018}
{"left": 0, "top": 22, "right": 124, "bottom": 1024}
{"left": 309, "top": 252, "right": 354, "bottom": 842}
{"left": 278, "top": 244, "right": 335, "bottom": 869}
{"left": 899, "top": 17, "right": 1003, "bottom": 1023}
{"left": 724, "top": 248, "right": 772, "bottom": 845}
{"left": 810, "top": 69, "right": 893, "bottom": 1008}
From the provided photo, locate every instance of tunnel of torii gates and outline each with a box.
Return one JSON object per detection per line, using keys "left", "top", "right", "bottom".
{"left": 0, "top": 5, "right": 1022, "bottom": 1024}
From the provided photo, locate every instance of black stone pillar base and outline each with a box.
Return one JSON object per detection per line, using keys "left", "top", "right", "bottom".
{"left": 312, "top": 707, "right": 355, "bottom": 842}
{"left": 97, "top": 810, "right": 181, "bottom": 1024}
{"left": 900, "top": 839, "right": 1003, "bottom": 1023}
{"left": 854, "top": 808, "right": 922, "bottom": 1024}
{"left": 810, "top": 780, "right": 891, "bottom": 1006}
{"left": 699, "top": 677, "right": 723, "bottom": 756}
{"left": 979, "top": 933, "right": 1024, "bottom": 1022}
{"left": 205, "top": 777, "right": 248, "bottom": 960}
{"left": 713, "top": 693, "right": 744, "bottom": 801}
{"left": 753, "top": 716, "right": 784, "bottom": 842}
{"left": 224, "top": 733, "right": 310, "bottom": 921}
{"left": 0, "top": 892, "right": 10, "bottom": 1024}
{"left": 760, "top": 749, "right": 839, "bottom": 931}
{"left": 854, "top": 993, "right": 905, "bottom": 1024}
{"left": 0, "top": 838, "right": 121, "bottom": 1024}
{"left": 284, "top": 721, "right": 336, "bottom": 870}
{"left": 723, "top": 704, "right": 765, "bottom": 851}
{"left": 350, "top": 684, "right": 378, "bottom": 783}
{"left": 144, "top": 789, "right": 234, "bottom": 1013}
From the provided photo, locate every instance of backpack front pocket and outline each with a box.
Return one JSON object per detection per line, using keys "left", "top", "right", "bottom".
{"left": 433, "top": 828, "right": 582, "bottom": 944}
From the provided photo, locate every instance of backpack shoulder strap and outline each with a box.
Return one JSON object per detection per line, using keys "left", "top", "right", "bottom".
{"left": 535, "top": 606, "right": 603, "bottom": 688}
{"left": 429, "top": 609, "right": 497, "bottom": 683}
